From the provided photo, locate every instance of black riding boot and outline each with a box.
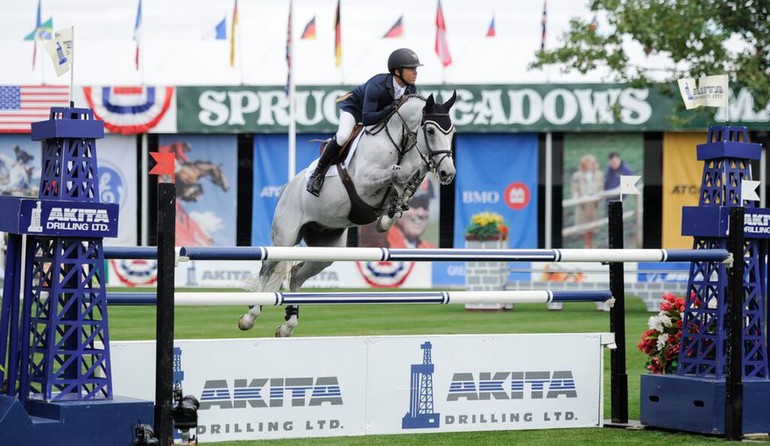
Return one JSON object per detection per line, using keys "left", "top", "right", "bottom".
{"left": 306, "top": 138, "right": 343, "bottom": 197}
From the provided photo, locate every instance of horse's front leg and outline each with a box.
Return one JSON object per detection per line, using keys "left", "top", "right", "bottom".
{"left": 239, "top": 259, "right": 287, "bottom": 331}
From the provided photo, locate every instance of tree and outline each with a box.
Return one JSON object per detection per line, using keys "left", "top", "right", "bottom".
{"left": 532, "top": 0, "right": 770, "bottom": 109}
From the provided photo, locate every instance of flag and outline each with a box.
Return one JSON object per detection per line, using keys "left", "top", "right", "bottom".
{"left": 620, "top": 175, "right": 641, "bottom": 196}
{"left": 677, "top": 74, "right": 729, "bottom": 110}
{"left": 0, "top": 86, "right": 70, "bottom": 133}
{"left": 589, "top": 14, "right": 598, "bottom": 31}
{"left": 741, "top": 180, "right": 761, "bottom": 202}
{"left": 540, "top": 0, "right": 547, "bottom": 50}
{"left": 286, "top": 1, "right": 292, "bottom": 95}
{"left": 133, "top": 0, "right": 142, "bottom": 70}
{"left": 383, "top": 16, "right": 403, "bottom": 38}
{"left": 230, "top": 0, "right": 238, "bottom": 67}
{"left": 334, "top": 0, "right": 341, "bottom": 67}
{"left": 25, "top": 0, "right": 53, "bottom": 69}
{"left": 43, "top": 28, "right": 73, "bottom": 77}
{"left": 301, "top": 16, "right": 316, "bottom": 39}
{"left": 486, "top": 15, "right": 495, "bottom": 37}
{"left": 214, "top": 18, "right": 227, "bottom": 40}
{"left": 435, "top": 0, "right": 451, "bottom": 67}
{"left": 149, "top": 152, "right": 175, "bottom": 177}
{"left": 24, "top": 17, "right": 53, "bottom": 40}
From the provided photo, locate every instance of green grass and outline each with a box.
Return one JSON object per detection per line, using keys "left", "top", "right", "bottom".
{"left": 108, "top": 294, "right": 770, "bottom": 445}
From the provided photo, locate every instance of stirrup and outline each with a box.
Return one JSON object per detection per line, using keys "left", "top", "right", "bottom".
{"left": 306, "top": 173, "right": 324, "bottom": 197}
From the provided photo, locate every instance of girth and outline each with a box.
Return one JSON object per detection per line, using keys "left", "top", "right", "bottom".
{"left": 335, "top": 164, "right": 383, "bottom": 225}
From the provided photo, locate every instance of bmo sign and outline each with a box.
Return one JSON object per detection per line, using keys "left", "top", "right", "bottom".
{"left": 461, "top": 190, "right": 500, "bottom": 204}
{"left": 505, "top": 182, "right": 530, "bottom": 210}
{"left": 461, "top": 182, "right": 530, "bottom": 210}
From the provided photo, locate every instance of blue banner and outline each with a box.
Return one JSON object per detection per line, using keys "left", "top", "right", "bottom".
{"left": 251, "top": 134, "right": 325, "bottom": 246}
{"left": 434, "top": 133, "right": 539, "bottom": 286}
{"left": 158, "top": 134, "right": 238, "bottom": 246}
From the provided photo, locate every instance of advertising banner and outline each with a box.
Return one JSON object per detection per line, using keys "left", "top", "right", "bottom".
{"left": 176, "top": 84, "right": 770, "bottom": 134}
{"left": 98, "top": 134, "right": 138, "bottom": 246}
{"left": 662, "top": 132, "right": 706, "bottom": 248}
{"left": 439, "top": 134, "right": 538, "bottom": 286}
{"left": 562, "top": 133, "right": 644, "bottom": 250}
{"left": 110, "top": 333, "right": 608, "bottom": 442}
{"left": 356, "top": 176, "right": 439, "bottom": 288}
{"left": 0, "top": 134, "right": 41, "bottom": 197}
{"left": 250, "top": 133, "right": 322, "bottom": 246}
{"left": 158, "top": 134, "right": 238, "bottom": 246}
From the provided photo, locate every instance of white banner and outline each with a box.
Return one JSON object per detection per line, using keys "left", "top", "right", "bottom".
{"left": 110, "top": 334, "right": 609, "bottom": 442}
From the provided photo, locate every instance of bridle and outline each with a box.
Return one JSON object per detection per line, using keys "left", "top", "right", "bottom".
{"left": 417, "top": 110, "right": 455, "bottom": 174}
{"left": 369, "top": 96, "right": 455, "bottom": 176}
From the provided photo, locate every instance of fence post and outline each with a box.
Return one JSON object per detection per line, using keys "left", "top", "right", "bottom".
{"left": 724, "top": 206, "right": 744, "bottom": 440}
{"left": 608, "top": 200, "right": 628, "bottom": 424}
{"left": 154, "top": 181, "right": 176, "bottom": 444}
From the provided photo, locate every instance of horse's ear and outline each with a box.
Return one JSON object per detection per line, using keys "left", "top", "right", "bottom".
{"left": 442, "top": 90, "right": 457, "bottom": 110}
{"left": 425, "top": 93, "right": 435, "bottom": 110}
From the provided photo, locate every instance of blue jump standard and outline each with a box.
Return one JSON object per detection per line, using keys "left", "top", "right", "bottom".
{"left": 641, "top": 375, "right": 770, "bottom": 434}
{"left": 0, "top": 395, "right": 153, "bottom": 446}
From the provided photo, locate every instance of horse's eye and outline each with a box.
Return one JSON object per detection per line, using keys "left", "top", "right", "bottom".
{"left": 427, "top": 127, "right": 435, "bottom": 135}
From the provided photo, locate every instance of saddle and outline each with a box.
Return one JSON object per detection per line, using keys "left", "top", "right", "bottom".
{"left": 320, "top": 124, "right": 363, "bottom": 163}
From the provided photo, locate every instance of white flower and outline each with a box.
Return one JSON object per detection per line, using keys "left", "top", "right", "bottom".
{"left": 658, "top": 314, "right": 673, "bottom": 328}
{"left": 656, "top": 333, "right": 669, "bottom": 351}
{"left": 648, "top": 315, "right": 665, "bottom": 332}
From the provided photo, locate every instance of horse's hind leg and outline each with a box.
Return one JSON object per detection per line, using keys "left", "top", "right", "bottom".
{"left": 275, "top": 228, "right": 348, "bottom": 338}
{"left": 274, "top": 259, "right": 334, "bottom": 337}
{"left": 239, "top": 259, "right": 289, "bottom": 331}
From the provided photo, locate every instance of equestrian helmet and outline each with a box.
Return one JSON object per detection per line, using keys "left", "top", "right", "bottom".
{"left": 388, "top": 48, "right": 423, "bottom": 72}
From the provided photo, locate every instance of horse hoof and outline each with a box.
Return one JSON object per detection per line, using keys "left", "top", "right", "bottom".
{"left": 238, "top": 315, "right": 254, "bottom": 331}
{"left": 275, "top": 325, "right": 293, "bottom": 338}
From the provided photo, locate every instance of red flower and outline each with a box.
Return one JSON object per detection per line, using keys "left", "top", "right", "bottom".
{"left": 638, "top": 292, "right": 687, "bottom": 375}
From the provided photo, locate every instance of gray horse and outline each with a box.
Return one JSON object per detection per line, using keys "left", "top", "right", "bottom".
{"left": 239, "top": 92, "right": 457, "bottom": 336}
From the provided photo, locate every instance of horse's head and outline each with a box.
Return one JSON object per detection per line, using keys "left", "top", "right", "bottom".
{"left": 418, "top": 92, "right": 456, "bottom": 185}
{"left": 207, "top": 162, "right": 230, "bottom": 192}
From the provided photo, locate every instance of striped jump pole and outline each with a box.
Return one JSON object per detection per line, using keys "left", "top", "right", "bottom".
{"left": 174, "top": 246, "right": 729, "bottom": 263}
{"left": 108, "top": 289, "right": 613, "bottom": 306}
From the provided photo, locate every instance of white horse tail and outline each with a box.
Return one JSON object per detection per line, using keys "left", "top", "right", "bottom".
{"left": 243, "top": 259, "right": 294, "bottom": 292}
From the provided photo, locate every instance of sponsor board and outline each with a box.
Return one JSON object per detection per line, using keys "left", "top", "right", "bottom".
{"left": 0, "top": 196, "right": 118, "bottom": 237}
{"left": 110, "top": 333, "right": 609, "bottom": 441}
{"left": 106, "top": 260, "right": 431, "bottom": 288}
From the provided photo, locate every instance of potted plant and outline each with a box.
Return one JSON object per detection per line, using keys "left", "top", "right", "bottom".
{"left": 465, "top": 212, "right": 509, "bottom": 243}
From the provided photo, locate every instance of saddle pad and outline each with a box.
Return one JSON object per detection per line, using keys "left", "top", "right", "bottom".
{"left": 304, "top": 131, "right": 365, "bottom": 179}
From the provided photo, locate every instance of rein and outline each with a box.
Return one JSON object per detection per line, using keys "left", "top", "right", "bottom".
{"left": 358, "top": 96, "right": 455, "bottom": 217}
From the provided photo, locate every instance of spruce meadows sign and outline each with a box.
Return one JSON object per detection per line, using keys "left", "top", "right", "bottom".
{"left": 176, "top": 84, "right": 770, "bottom": 133}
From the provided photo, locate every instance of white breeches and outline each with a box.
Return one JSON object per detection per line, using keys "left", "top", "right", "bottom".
{"left": 336, "top": 111, "right": 357, "bottom": 146}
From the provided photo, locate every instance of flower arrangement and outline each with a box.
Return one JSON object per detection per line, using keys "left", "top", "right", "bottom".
{"left": 465, "top": 212, "right": 509, "bottom": 240}
{"left": 637, "top": 292, "right": 685, "bottom": 374}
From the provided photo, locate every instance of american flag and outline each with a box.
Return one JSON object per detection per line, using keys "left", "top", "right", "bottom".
{"left": 0, "top": 86, "right": 69, "bottom": 133}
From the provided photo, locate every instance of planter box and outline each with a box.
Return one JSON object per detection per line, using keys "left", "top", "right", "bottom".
{"left": 640, "top": 374, "right": 770, "bottom": 434}
{"left": 464, "top": 238, "right": 511, "bottom": 311}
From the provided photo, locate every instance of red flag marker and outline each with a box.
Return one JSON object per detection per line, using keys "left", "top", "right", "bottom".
{"left": 149, "top": 151, "right": 175, "bottom": 181}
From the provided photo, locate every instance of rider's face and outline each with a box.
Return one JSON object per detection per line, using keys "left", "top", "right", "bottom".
{"left": 399, "top": 67, "right": 418, "bottom": 85}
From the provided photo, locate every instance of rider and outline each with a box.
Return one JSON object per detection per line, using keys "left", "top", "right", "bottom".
{"left": 306, "top": 48, "right": 423, "bottom": 196}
